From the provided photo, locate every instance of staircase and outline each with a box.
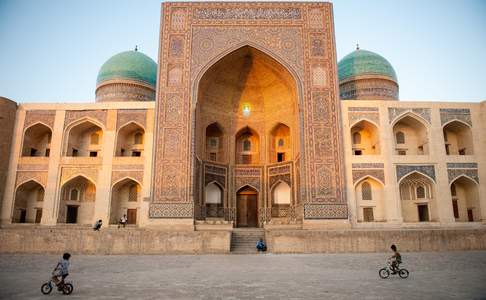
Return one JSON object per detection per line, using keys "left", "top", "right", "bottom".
{"left": 230, "top": 228, "right": 266, "bottom": 254}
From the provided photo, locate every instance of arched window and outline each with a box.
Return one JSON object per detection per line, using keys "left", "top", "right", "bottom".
{"left": 416, "top": 186, "right": 425, "bottom": 199}
{"left": 243, "top": 139, "right": 251, "bottom": 151}
{"left": 128, "top": 184, "right": 138, "bottom": 202}
{"left": 353, "top": 132, "right": 361, "bottom": 145}
{"left": 36, "top": 188, "right": 45, "bottom": 202}
{"left": 90, "top": 133, "right": 99, "bottom": 145}
{"left": 396, "top": 131, "right": 405, "bottom": 144}
{"left": 70, "top": 189, "right": 79, "bottom": 201}
{"left": 361, "top": 182, "right": 372, "bottom": 200}
{"left": 278, "top": 138, "right": 284, "bottom": 147}
{"left": 134, "top": 132, "right": 143, "bottom": 145}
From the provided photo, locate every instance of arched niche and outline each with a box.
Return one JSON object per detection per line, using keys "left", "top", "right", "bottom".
{"left": 22, "top": 123, "right": 52, "bottom": 157}
{"left": 12, "top": 180, "right": 44, "bottom": 223}
{"left": 450, "top": 176, "right": 481, "bottom": 222}
{"left": 205, "top": 182, "right": 224, "bottom": 218}
{"left": 205, "top": 123, "right": 225, "bottom": 163}
{"left": 271, "top": 181, "right": 291, "bottom": 217}
{"left": 350, "top": 120, "right": 380, "bottom": 155}
{"left": 443, "top": 121, "right": 473, "bottom": 155}
{"left": 399, "top": 172, "right": 437, "bottom": 222}
{"left": 58, "top": 175, "right": 96, "bottom": 224}
{"left": 195, "top": 45, "right": 300, "bottom": 166}
{"left": 235, "top": 127, "right": 260, "bottom": 164}
{"left": 354, "top": 177, "right": 385, "bottom": 222}
{"left": 270, "top": 123, "right": 291, "bottom": 163}
{"left": 65, "top": 120, "right": 103, "bottom": 157}
{"left": 393, "top": 115, "right": 429, "bottom": 155}
{"left": 116, "top": 122, "right": 145, "bottom": 157}
{"left": 110, "top": 178, "right": 141, "bottom": 225}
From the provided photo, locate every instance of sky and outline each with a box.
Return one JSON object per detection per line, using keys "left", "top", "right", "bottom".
{"left": 0, "top": 0, "right": 485, "bottom": 103}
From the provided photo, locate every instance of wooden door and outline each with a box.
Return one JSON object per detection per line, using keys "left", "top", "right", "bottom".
{"left": 236, "top": 187, "right": 258, "bottom": 227}
{"left": 246, "top": 194, "right": 257, "bottom": 227}
{"left": 467, "top": 209, "right": 474, "bottom": 222}
{"left": 35, "top": 209, "right": 42, "bottom": 223}
{"left": 127, "top": 209, "right": 137, "bottom": 225}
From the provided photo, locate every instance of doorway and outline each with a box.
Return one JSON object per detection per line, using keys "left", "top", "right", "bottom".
{"left": 418, "top": 204, "right": 429, "bottom": 222}
{"left": 237, "top": 186, "right": 258, "bottom": 227}
{"left": 66, "top": 206, "right": 78, "bottom": 223}
{"left": 127, "top": 209, "right": 137, "bottom": 225}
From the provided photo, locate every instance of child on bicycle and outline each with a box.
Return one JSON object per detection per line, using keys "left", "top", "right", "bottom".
{"left": 389, "top": 244, "right": 402, "bottom": 273}
{"left": 52, "top": 253, "right": 71, "bottom": 289}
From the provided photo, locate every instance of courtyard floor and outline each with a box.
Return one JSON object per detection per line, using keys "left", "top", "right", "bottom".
{"left": 0, "top": 251, "right": 485, "bottom": 299}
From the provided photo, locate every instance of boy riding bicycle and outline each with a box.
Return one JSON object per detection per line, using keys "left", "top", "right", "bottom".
{"left": 52, "top": 253, "right": 71, "bottom": 289}
{"left": 389, "top": 244, "right": 402, "bottom": 274}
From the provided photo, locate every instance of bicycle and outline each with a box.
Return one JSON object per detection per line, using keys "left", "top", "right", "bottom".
{"left": 379, "top": 260, "right": 409, "bottom": 279}
{"left": 41, "top": 277, "right": 73, "bottom": 295}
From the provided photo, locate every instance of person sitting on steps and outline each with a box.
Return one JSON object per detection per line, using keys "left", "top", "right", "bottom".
{"left": 118, "top": 214, "right": 128, "bottom": 228}
{"left": 93, "top": 219, "right": 102, "bottom": 231}
{"left": 256, "top": 238, "right": 267, "bottom": 252}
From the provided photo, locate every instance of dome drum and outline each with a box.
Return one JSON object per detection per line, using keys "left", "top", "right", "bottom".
{"left": 95, "top": 80, "right": 156, "bottom": 103}
{"left": 339, "top": 77, "right": 399, "bottom": 101}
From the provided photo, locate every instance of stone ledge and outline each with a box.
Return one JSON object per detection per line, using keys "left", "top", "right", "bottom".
{"left": 266, "top": 228, "right": 486, "bottom": 253}
{"left": 0, "top": 228, "right": 231, "bottom": 254}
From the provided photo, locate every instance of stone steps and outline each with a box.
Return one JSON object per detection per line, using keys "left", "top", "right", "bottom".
{"left": 231, "top": 229, "right": 266, "bottom": 254}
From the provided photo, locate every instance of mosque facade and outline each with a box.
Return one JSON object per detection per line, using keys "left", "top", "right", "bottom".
{"left": 1, "top": 1, "right": 485, "bottom": 234}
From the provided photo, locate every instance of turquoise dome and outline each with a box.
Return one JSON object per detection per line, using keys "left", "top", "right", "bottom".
{"left": 338, "top": 49, "right": 397, "bottom": 82}
{"left": 96, "top": 51, "right": 157, "bottom": 87}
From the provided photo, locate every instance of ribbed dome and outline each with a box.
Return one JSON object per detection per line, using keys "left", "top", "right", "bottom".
{"left": 338, "top": 49, "right": 397, "bottom": 83}
{"left": 96, "top": 50, "right": 157, "bottom": 87}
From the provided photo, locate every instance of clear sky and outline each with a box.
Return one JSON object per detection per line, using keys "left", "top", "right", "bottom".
{"left": 0, "top": 0, "right": 485, "bottom": 103}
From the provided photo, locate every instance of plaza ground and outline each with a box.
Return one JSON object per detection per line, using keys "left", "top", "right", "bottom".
{"left": 0, "top": 251, "right": 485, "bottom": 299}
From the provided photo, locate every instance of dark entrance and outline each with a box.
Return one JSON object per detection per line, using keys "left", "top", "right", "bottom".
{"left": 66, "top": 205, "right": 78, "bottom": 223}
{"left": 236, "top": 186, "right": 258, "bottom": 227}
{"left": 418, "top": 204, "right": 429, "bottom": 222}
{"left": 19, "top": 209, "right": 26, "bottom": 223}
{"left": 35, "top": 209, "right": 42, "bottom": 223}
{"left": 467, "top": 209, "right": 474, "bottom": 222}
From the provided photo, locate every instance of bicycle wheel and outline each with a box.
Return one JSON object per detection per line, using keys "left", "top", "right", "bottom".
{"left": 379, "top": 268, "right": 390, "bottom": 279}
{"left": 41, "top": 283, "right": 52, "bottom": 295}
{"left": 398, "top": 268, "right": 409, "bottom": 279}
{"left": 62, "top": 283, "right": 73, "bottom": 295}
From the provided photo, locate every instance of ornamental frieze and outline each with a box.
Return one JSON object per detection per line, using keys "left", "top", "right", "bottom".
{"left": 447, "top": 163, "right": 478, "bottom": 169}
{"left": 440, "top": 108, "right": 472, "bottom": 126}
{"left": 15, "top": 171, "right": 48, "bottom": 188}
{"left": 191, "top": 26, "right": 304, "bottom": 82}
{"left": 64, "top": 110, "right": 107, "bottom": 128}
{"left": 448, "top": 169, "right": 479, "bottom": 184}
{"left": 352, "top": 163, "right": 384, "bottom": 169}
{"left": 60, "top": 168, "right": 98, "bottom": 185}
{"left": 24, "top": 110, "right": 56, "bottom": 130}
{"left": 149, "top": 203, "right": 193, "bottom": 218}
{"left": 388, "top": 107, "right": 431, "bottom": 124}
{"left": 268, "top": 163, "right": 291, "bottom": 176}
{"left": 193, "top": 8, "right": 301, "bottom": 20}
{"left": 111, "top": 171, "right": 143, "bottom": 186}
{"left": 396, "top": 165, "right": 435, "bottom": 182}
{"left": 304, "top": 204, "right": 348, "bottom": 219}
{"left": 116, "top": 109, "right": 147, "bottom": 130}
{"left": 352, "top": 169, "right": 385, "bottom": 185}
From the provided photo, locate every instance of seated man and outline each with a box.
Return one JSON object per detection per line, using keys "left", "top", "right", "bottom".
{"left": 93, "top": 219, "right": 102, "bottom": 231}
{"left": 256, "top": 238, "right": 267, "bottom": 252}
{"left": 118, "top": 214, "right": 128, "bottom": 228}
